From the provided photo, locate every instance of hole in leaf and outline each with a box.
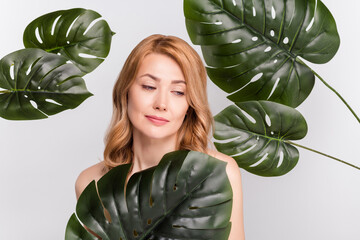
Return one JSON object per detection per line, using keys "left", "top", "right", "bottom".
{"left": 37, "top": 86, "right": 41, "bottom": 90}
{"left": 252, "top": 36, "right": 258, "bottom": 41}
{"left": 66, "top": 15, "right": 80, "bottom": 38}
{"left": 35, "top": 27, "right": 43, "bottom": 44}
{"left": 45, "top": 99, "right": 62, "bottom": 106}
{"left": 104, "top": 208, "right": 112, "bottom": 223}
{"left": 232, "top": 0, "right": 237, "bottom": 6}
{"left": 214, "top": 21, "right": 222, "bottom": 25}
{"left": 252, "top": 7, "right": 256, "bottom": 16}
{"left": 306, "top": 17, "right": 315, "bottom": 32}
{"left": 267, "top": 77, "right": 280, "bottom": 99}
{"left": 271, "top": 6, "right": 276, "bottom": 19}
{"left": 51, "top": 15, "right": 62, "bottom": 35}
{"left": 133, "top": 230, "right": 138, "bottom": 237}
{"left": 283, "top": 37, "right": 289, "bottom": 44}
{"left": 250, "top": 153, "right": 269, "bottom": 167}
{"left": 232, "top": 39, "right": 241, "bottom": 44}
{"left": 265, "top": 114, "right": 271, "bottom": 127}
{"left": 271, "top": 131, "right": 274, "bottom": 135}
{"left": 147, "top": 219, "right": 152, "bottom": 225}
{"left": 232, "top": 144, "right": 257, "bottom": 157}
{"left": 277, "top": 151, "right": 284, "bottom": 168}
{"left": 173, "top": 184, "right": 177, "bottom": 191}
{"left": 239, "top": 108, "right": 256, "bottom": 124}
{"left": 306, "top": 0, "right": 317, "bottom": 32}
{"left": 270, "top": 30, "right": 275, "bottom": 37}
{"left": 149, "top": 196, "right": 153, "bottom": 207}
{"left": 215, "top": 135, "right": 241, "bottom": 144}
{"left": 83, "top": 18, "right": 103, "bottom": 35}
{"left": 9, "top": 64, "right": 15, "bottom": 80}
{"left": 66, "top": 41, "right": 70, "bottom": 44}
{"left": 79, "top": 53, "right": 99, "bottom": 59}
{"left": 264, "top": 46, "right": 271, "bottom": 52}
{"left": 250, "top": 72, "right": 263, "bottom": 83}
{"left": 30, "top": 100, "right": 38, "bottom": 109}
{"left": 26, "top": 64, "right": 32, "bottom": 75}
{"left": 24, "top": 95, "right": 28, "bottom": 98}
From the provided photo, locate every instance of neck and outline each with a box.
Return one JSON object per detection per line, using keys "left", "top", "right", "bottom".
{"left": 130, "top": 129, "right": 177, "bottom": 174}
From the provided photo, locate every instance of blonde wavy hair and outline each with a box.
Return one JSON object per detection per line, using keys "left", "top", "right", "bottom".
{"left": 103, "top": 34, "right": 213, "bottom": 169}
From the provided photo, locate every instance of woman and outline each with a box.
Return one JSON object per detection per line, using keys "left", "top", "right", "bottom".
{"left": 75, "top": 34, "right": 245, "bottom": 239}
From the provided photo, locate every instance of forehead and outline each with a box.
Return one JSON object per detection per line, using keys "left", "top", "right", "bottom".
{"left": 136, "top": 53, "right": 185, "bottom": 82}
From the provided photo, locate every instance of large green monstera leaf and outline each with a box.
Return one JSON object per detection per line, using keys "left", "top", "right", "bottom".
{"left": 184, "top": 0, "right": 340, "bottom": 107}
{"left": 0, "top": 49, "right": 92, "bottom": 120}
{"left": 65, "top": 151, "right": 232, "bottom": 240}
{"left": 23, "top": 8, "right": 114, "bottom": 74}
{"left": 214, "top": 101, "right": 307, "bottom": 176}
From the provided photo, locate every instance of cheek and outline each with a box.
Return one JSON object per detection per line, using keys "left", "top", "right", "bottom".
{"left": 127, "top": 90, "right": 143, "bottom": 121}
{"left": 172, "top": 101, "right": 189, "bottom": 122}
{"left": 127, "top": 93, "right": 135, "bottom": 117}
{"left": 128, "top": 86, "right": 148, "bottom": 110}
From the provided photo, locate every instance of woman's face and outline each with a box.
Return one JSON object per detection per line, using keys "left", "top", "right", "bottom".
{"left": 127, "top": 53, "right": 189, "bottom": 141}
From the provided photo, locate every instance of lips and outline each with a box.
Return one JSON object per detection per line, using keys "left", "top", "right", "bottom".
{"left": 145, "top": 115, "right": 169, "bottom": 126}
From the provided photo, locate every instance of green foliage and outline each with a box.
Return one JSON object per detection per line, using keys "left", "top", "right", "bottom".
{"left": 0, "top": 8, "right": 113, "bottom": 120}
{"left": 65, "top": 151, "right": 233, "bottom": 240}
{"left": 184, "top": 0, "right": 340, "bottom": 107}
{"left": 214, "top": 101, "right": 307, "bottom": 176}
{"left": 23, "top": 8, "right": 114, "bottom": 75}
{"left": 0, "top": 49, "right": 91, "bottom": 120}
{"left": 182, "top": 0, "right": 360, "bottom": 175}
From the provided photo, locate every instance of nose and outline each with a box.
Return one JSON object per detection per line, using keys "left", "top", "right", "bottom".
{"left": 155, "top": 103, "right": 167, "bottom": 111}
{"left": 153, "top": 90, "right": 167, "bottom": 111}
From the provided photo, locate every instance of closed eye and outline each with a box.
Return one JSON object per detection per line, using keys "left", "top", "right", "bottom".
{"left": 172, "top": 91, "right": 185, "bottom": 96}
{"left": 142, "top": 85, "right": 156, "bottom": 91}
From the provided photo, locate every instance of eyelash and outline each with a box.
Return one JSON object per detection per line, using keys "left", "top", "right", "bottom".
{"left": 142, "top": 85, "right": 185, "bottom": 96}
{"left": 173, "top": 91, "right": 185, "bottom": 96}
{"left": 142, "top": 85, "right": 156, "bottom": 91}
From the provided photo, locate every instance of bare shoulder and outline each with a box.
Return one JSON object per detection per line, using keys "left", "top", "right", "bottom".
{"left": 207, "top": 149, "right": 242, "bottom": 200}
{"left": 75, "top": 161, "right": 107, "bottom": 199}
{"left": 207, "top": 149, "right": 240, "bottom": 175}
{"left": 207, "top": 149, "right": 245, "bottom": 239}
{"left": 207, "top": 149, "right": 242, "bottom": 201}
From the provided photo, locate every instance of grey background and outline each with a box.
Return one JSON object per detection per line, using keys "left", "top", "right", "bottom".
{"left": 0, "top": 0, "right": 359, "bottom": 239}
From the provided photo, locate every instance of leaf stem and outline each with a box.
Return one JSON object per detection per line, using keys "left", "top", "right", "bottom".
{"left": 285, "top": 140, "right": 360, "bottom": 170}
{"left": 297, "top": 58, "right": 360, "bottom": 123}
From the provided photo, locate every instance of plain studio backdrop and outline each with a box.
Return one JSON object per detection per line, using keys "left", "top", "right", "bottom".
{"left": 0, "top": 0, "right": 359, "bottom": 239}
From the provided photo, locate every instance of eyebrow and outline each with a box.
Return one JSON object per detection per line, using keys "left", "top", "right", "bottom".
{"left": 139, "top": 73, "right": 186, "bottom": 84}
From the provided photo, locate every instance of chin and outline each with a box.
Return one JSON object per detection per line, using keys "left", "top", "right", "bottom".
{"left": 139, "top": 127, "right": 178, "bottom": 141}
{"left": 145, "top": 132, "right": 176, "bottom": 140}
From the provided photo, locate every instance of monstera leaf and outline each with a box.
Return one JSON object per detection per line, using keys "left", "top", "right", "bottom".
{"left": 214, "top": 101, "right": 307, "bottom": 176}
{"left": 0, "top": 49, "right": 92, "bottom": 120}
{"left": 184, "top": 0, "right": 340, "bottom": 107}
{"left": 23, "top": 8, "right": 114, "bottom": 74}
{"left": 65, "top": 151, "right": 232, "bottom": 240}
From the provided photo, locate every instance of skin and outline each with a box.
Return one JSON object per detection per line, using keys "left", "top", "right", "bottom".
{"left": 75, "top": 53, "right": 245, "bottom": 239}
